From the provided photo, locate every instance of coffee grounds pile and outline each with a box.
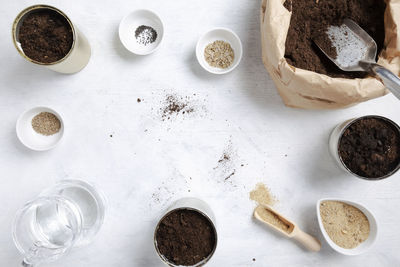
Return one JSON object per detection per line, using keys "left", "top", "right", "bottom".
{"left": 283, "top": 0, "right": 386, "bottom": 78}
{"left": 155, "top": 209, "right": 216, "bottom": 266}
{"left": 161, "top": 94, "right": 194, "bottom": 120}
{"left": 18, "top": 10, "right": 73, "bottom": 63}
{"left": 339, "top": 118, "right": 400, "bottom": 178}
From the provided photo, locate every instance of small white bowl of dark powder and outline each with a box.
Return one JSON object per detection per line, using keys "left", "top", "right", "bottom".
{"left": 119, "top": 9, "right": 164, "bottom": 55}
{"left": 16, "top": 107, "right": 64, "bottom": 151}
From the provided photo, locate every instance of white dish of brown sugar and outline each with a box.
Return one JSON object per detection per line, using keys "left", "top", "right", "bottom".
{"left": 16, "top": 107, "right": 64, "bottom": 151}
{"left": 317, "top": 199, "right": 378, "bottom": 255}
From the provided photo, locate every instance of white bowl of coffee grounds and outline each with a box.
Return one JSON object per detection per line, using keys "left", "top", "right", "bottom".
{"left": 316, "top": 198, "right": 378, "bottom": 255}
{"left": 16, "top": 106, "right": 64, "bottom": 151}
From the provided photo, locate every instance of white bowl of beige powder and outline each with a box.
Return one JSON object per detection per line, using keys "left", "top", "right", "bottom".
{"left": 316, "top": 198, "right": 378, "bottom": 255}
{"left": 16, "top": 106, "right": 64, "bottom": 151}
{"left": 196, "top": 28, "right": 243, "bottom": 74}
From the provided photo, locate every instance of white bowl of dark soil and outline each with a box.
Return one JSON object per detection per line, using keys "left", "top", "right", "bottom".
{"left": 316, "top": 198, "right": 378, "bottom": 256}
{"left": 119, "top": 9, "right": 164, "bottom": 55}
{"left": 196, "top": 28, "right": 243, "bottom": 74}
{"left": 16, "top": 107, "right": 64, "bottom": 151}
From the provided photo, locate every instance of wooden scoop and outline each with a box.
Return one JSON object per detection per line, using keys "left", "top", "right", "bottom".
{"left": 254, "top": 204, "right": 321, "bottom": 252}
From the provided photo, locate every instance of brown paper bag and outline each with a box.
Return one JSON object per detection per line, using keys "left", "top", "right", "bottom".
{"left": 260, "top": 0, "right": 400, "bottom": 109}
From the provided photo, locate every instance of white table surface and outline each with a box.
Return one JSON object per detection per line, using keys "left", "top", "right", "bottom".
{"left": 1, "top": 0, "right": 399, "bottom": 266}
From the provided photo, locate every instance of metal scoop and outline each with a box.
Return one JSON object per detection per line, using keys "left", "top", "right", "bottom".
{"left": 315, "top": 19, "right": 400, "bottom": 100}
{"left": 254, "top": 204, "right": 321, "bottom": 252}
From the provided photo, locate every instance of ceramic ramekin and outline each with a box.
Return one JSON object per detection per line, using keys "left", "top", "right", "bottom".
{"left": 196, "top": 28, "right": 243, "bottom": 74}
{"left": 16, "top": 106, "right": 64, "bottom": 151}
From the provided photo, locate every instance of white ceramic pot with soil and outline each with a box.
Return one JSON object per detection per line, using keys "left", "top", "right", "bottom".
{"left": 154, "top": 198, "right": 218, "bottom": 267}
{"left": 12, "top": 5, "right": 91, "bottom": 74}
{"left": 329, "top": 115, "right": 400, "bottom": 180}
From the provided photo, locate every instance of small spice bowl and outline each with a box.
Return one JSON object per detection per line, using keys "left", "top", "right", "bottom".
{"left": 16, "top": 107, "right": 64, "bottom": 151}
{"left": 196, "top": 28, "right": 243, "bottom": 74}
{"left": 329, "top": 115, "right": 400, "bottom": 180}
{"left": 316, "top": 198, "right": 378, "bottom": 256}
{"left": 154, "top": 197, "right": 218, "bottom": 266}
{"left": 119, "top": 9, "right": 164, "bottom": 55}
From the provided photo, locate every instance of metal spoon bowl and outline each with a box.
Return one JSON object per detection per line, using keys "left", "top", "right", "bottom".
{"left": 315, "top": 19, "right": 400, "bottom": 100}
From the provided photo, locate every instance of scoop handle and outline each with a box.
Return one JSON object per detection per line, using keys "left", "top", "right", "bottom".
{"left": 369, "top": 63, "right": 400, "bottom": 100}
{"left": 292, "top": 229, "right": 321, "bottom": 252}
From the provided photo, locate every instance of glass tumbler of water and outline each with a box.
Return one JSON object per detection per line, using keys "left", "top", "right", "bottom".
{"left": 12, "top": 180, "right": 105, "bottom": 266}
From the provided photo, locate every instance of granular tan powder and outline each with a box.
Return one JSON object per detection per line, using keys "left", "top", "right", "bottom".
{"left": 255, "top": 205, "right": 292, "bottom": 234}
{"left": 250, "top": 183, "right": 276, "bottom": 206}
{"left": 204, "top": 40, "right": 234, "bottom": 69}
{"left": 31, "top": 112, "right": 61, "bottom": 136}
{"left": 320, "top": 201, "right": 370, "bottom": 249}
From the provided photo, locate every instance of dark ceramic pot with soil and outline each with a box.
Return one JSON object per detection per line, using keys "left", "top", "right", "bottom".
{"left": 12, "top": 5, "right": 91, "bottom": 74}
{"left": 329, "top": 115, "right": 400, "bottom": 180}
{"left": 154, "top": 198, "right": 218, "bottom": 266}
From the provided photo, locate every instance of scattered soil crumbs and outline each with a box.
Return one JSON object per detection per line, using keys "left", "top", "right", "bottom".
{"left": 255, "top": 205, "right": 292, "bottom": 234}
{"left": 161, "top": 94, "right": 195, "bottom": 120}
{"left": 214, "top": 140, "right": 237, "bottom": 183}
{"left": 151, "top": 185, "right": 174, "bottom": 206}
{"left": 224, "top": 171, "right": 235, "bottom": 181}
{"left": 320, "top": 201, "right": 370, "bottom": 249}
{"left": 155, "top": 209, "right": 216, "bottom": 266}
{"left": 218, "top": 153, "right": 230, "bottom": 163}
{"left": 150, "top": 174, "right": 189, "bottom": 208}
{"left": 250, "top": 183, "right": 276, "bottom": 206}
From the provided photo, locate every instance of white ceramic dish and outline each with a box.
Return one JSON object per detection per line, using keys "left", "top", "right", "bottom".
{"left": 16, "top": 107, "right": 64, "bottom": 151}
{"left": 316, "top": 198, "right": 378, "bottom": 256}
{"left": 196, "top": 28, "right": 243, "bottom": 74}
{"left": 119, "top": 9, "right": 164, "bottom": 55}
